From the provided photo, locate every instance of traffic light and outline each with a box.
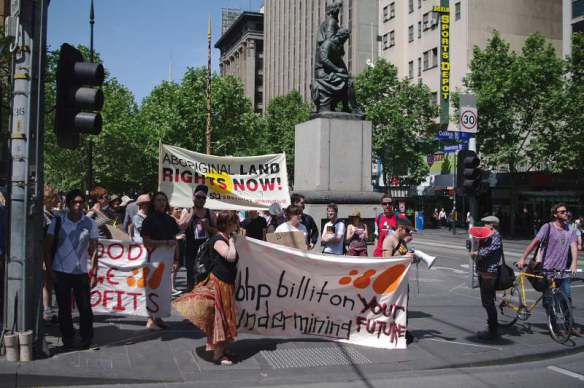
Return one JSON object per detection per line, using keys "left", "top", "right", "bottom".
{"left": 55, "top": 43, "right": 104, "bottom": 149}
{"left": 459, "top": 150, "right": 481, "bottom": 195}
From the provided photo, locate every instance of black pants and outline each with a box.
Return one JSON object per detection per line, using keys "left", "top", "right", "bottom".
{"left": 54, "top": 272, "right": 93, "bottom": 345}
{"left": 479, "top": 275, "right": 497, "bottom": 333}
{"left": 186, "top": 239, "right": 205, "bottom": 291}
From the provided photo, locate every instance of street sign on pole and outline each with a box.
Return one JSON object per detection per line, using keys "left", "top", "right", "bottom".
{"left": 457, "top": 93, "right": 478, "bottom": 133}
{"left": 443, "top": 144, "right": 467, "bottom": 153}
{"left": 436, "top": 130, "right": 472, "bottom": 141}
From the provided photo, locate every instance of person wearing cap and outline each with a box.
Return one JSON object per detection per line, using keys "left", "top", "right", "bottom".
{"left": 130, "top": 194, "right": 151, "bottom": 244}
{"left": 346, "top": 209, "right": 368, "bottom": 256}
{"left": 109, "top": 195, "right": 125, "bottom": 226}
{"left": 470, "top": 215, "right": 502, "bottom": 340}
{"left": 265, "top": 203, "right": 285, "bottom": 233}
{"left": 178, "top": 184, "right": 217, "bottom": 291}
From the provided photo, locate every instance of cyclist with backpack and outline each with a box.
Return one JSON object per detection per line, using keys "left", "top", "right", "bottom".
{"left": 321, "top": 202, "right": 346, "bottom": 255}
{"left": 518, "top": 203, "right": 582, "bottom": 337}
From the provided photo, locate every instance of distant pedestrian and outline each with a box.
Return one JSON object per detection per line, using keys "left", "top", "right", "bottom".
{"left": 518, "top": 203, "right": 582, "bottom": 337}
{"left": 241, "top": 210, "right": 267, "bottom": 240}
{"left": 439, "top": 208, "right": 447, "bottom": 227}
{"left": 178, "top": 185, "right": 217, "bottom": 292}
{"left": 87, "top": 186, "right": 114, "bottom": 239}
{"left": 275, "top": 205, "right": 308, "bottom": 244}
{"left": 346, "top": 210, "right": 368, "bottom": 256}
{"left": 373, "top": 194, "right": 398, "bottom": 257}
{"left": 44, "top": 189, "right": 98, "bottom": 350}
{"left": 291, "top": 194, "right": 319, "bottom": 249}
{"left": 130, "top": 194, "right": 151, "bottom": 243}
{"left": 42, "top": 185, "right": 60, "bottom": 323}
{"left": 471, "top": 216, "right": 502, "bottom": 340}
{"left": 173, "top": 211, "right": 240, "bottom": 365}
{"left": 266, "top": 203, "right": 285, "bottom": 233}
{"left": 141, "top": 191, "right": 180, "bottom": 330}
{"left": 321, "top": 203, "right": 345, "bottom": 255}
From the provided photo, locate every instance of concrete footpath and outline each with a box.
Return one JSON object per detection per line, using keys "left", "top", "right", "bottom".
{"left": 1, "top": 230, "right": 584, "bottom": 387}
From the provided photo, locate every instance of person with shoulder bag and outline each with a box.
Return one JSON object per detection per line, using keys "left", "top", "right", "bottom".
{"left": 470, "top": 216, "right": 504, "bottom": 340}
{"left": 518, "top": 203, "right": 582, "bottom": 337}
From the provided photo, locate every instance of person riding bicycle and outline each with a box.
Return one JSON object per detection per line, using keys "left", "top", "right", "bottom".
{"left": 518, "top": 203, "right": 582, "bottom": 337}
{"left": 471, "top": 215, "right": 502, "bottom": 341}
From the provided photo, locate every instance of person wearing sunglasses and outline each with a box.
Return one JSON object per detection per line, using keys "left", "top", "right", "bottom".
{"left": 178, "top": 185, "right": 217, "bottom": 292}
{"left": 373, "top": 194, "right": 398, "bottom": 257}
{"left": 518, "top": 203, "right": 582, "bottom": 337}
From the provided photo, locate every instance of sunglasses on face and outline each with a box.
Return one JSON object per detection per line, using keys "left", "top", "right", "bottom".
{"left": 556, "top": 210, "right": 567, "bottom": 214}
{"left": 381, "top": 202, "right": 392, "bottom": 207}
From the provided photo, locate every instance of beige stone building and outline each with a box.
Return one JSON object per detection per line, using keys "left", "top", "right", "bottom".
{"left": 215, "top": 12, "right": 264, "bottom": 112}
{"left": 263, "top": 0, "right": 378, "bottom": 109}
{"left": 563, "top": 0, "right": 584, "bottom": 57}
{"left": 379, "top": 0, "right": 563, "bottom": 108}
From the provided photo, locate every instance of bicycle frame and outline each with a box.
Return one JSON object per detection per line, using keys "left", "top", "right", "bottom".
{"left": 515, "top": 271, "right": 546, "bottom": 314}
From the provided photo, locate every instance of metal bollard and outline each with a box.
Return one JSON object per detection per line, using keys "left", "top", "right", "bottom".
{"left": 19, "top": 330, "right": 33, "bottom": 362}
{"left": 4, "top": 332, "right": 19, "bottom": 362}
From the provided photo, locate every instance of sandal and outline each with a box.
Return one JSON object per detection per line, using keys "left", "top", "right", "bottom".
{"left": 213, "top": 355, "right": 233, "bottom": 366}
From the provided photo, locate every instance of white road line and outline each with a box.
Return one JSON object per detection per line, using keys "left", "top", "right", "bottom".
{"left": 547, "top": 366, "right": 584, "bottom": 381}
{"left": 425, "top": 338, "right": 502, "bottom": 351}
{"left": 448, "top": 281, "right": 466, "bottom": 293}
{"left": 432, "top": 266, "right": 467, "bottom": 274}
{"left": 414, "top": 240, "right": 523, "bottom": 257}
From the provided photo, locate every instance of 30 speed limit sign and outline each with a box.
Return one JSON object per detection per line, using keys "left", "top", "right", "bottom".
{"left": 459, "top": 108, "right": 478, "bottom": 133}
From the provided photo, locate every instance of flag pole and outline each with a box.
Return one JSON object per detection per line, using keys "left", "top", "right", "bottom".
{"left": 205, "top": 13, "right": 213, "bottom": 155}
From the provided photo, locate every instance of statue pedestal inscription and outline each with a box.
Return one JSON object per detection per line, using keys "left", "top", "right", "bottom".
{"left": 294, "top": 116, "right": 373, "bottom": 194}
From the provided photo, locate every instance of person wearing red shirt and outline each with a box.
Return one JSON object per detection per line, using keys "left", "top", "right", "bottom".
{"left": 373, "top": 194, "right": 398, "bottom": 257}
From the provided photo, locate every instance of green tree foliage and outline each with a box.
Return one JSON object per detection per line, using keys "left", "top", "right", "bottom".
{"left": 137, "top": 68, "right": 259, "bottom": 190}
{"left": 464, "top": 32, "right": 565, "bottom": 172}
{"left": 259, "top": 91, "right": 310, "bottom": 180}
{"left": 355, "top": 59, "right": 439, "bottom": 186}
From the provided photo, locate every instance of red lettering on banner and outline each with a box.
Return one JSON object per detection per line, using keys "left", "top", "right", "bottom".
{"left": 128, "top": 292, "right": 141, "bottom": 310}
{"left": 181, "top": 170, "right": 193, "bottom": 184}
{"left": 357, "top": 294, "right": 404, "bottom": 319}
{"left": 106, "top": 268, "right": 119, "bottom": 285}
{"left": 102, "top": 290, "right": 114, "bottom": 308}
{"left": 246, "top": 179, "right": 258, "bottom": 191}
{"left": 107, "top": 243, "right": 125, "bottom": 260}
{"left": 355, "top": 316, "right": 406, "bottom": 343}
{"left": 233, "top": 178, "right": 246, "bottom": 191}
{"left": 162, "top": 168, "right": 173, "bottom": 182}
{"left": 97, "top": 241, "right": 105, "bottom": 258}
{"left": 128, "top": 244, "right": 144, "bottom": 260}
{"left": 113, "top": 290, "right": 126, "bottom": 311}
{"left": 260, "top": 178, "right": 276, "bottom": 191}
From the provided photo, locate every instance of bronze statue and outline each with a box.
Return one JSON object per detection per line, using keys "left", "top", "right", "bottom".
{"left": 312, "top": 1, "right": 361, "bottom": 116}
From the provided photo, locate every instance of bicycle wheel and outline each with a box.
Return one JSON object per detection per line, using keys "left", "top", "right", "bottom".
{"left": 497, "top": 284, "right": 522, "bottom": 327}
{"left": 547, "top": 289, "right": 573, "bottom": 344}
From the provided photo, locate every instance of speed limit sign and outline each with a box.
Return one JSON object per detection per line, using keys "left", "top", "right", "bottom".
{"left": 460, "top": 109, "right": 477, "bottom": 130}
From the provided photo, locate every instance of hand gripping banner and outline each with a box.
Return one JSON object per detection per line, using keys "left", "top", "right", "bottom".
{"left": 234, "top": 238, "right": 411, "bottom": 349}
{"left": 158, "top": 144, "right": 291, "bottom": 210}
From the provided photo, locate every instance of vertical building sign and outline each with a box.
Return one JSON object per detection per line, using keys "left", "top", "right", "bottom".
{"left": 434, "top": 1, "right": 450, "bottom": 127}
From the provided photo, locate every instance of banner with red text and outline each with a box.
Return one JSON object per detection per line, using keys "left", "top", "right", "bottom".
{"left": 234, "top": 238, "right": 411, "bottom": 349}
{"left": 90, "top": 240, "right": 173, "bottom": 317}
{"left": 158, "top": 144, "right": 290, "bottom": 210}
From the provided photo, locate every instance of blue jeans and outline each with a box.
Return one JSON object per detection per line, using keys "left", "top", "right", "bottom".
{"left": 543, "top": 276, "right": 572, "bottom": 310}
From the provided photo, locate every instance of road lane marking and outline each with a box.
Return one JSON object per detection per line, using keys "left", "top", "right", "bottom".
{"left": 413, "top": 240, "right": 522, "bottom": 257}
{"left": 425, "top": 338, "right": 502, "bottom": 351}
{"left": 432, "top": 266, "right": 467, "bottom": 274}
{"left": 547, "top": 366, "right": 584, "bottom": 381}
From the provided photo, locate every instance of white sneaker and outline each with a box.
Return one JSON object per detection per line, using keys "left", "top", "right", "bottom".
{"left": 171, "top": 288, "right": 183, "bottom": 297}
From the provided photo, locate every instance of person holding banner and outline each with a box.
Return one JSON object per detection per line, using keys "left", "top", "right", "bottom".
{"left": 346, "top": 210, "right": 368, "bottom": 256}
{"left": 44, "top": 189, "right": 99, "bottom": 350}
{"left": 141, "top": 191, "right": 180, "bottom": 330}
{"left": 374, "top": 194, "right": 398, "bottom": 257}
{"left": 130, "top": 194, "right": 151, "bottom": 244}
{"left": 173, "top": 211, "right": 240, "bottom": 366}
{"left": 275, "top": 205, "right": 308, "bottom": 240}
{"left": 291, "top": 194, "right": 319, "bottom": 249}
{"left": 179, "top": 185, "right": 217, "bottom": 292}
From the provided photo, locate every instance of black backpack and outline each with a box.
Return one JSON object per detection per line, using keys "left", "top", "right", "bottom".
{"left": 193, "top": 235, "right": 226, "bottom": 284}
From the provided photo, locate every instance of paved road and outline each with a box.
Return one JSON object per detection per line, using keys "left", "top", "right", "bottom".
{"left": 1, "top": 229, "right": 583, "bottom": 387}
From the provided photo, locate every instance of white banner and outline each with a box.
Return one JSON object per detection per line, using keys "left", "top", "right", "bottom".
{"left": 158, "top": 144, "right": 291, "bottom": 210}
{"left": 90, "top": 240, "right": 173, "bottom": 317}
{"left": 234, "top": 238, "right": 411, "bottom": 349}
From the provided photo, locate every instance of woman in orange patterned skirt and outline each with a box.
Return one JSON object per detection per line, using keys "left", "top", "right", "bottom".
{"left": 173, "top": 211, "right": 239, "bottom": 365}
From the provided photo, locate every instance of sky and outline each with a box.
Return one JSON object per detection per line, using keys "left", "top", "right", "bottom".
{"left": 48, "top": 0, "right": 264, "bottom": 104}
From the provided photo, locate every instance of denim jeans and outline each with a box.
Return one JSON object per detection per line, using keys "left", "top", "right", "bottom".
{"left": 543, "top": 276, "right": 572, "bottom": 309}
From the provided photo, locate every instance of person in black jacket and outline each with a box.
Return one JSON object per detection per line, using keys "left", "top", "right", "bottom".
{"left": 291, "top": 193, "right": 319, "bottom": 249}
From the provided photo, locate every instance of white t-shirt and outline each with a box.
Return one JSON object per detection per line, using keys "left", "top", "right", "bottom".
{"left": 47, "top": 213, "right": 98, "bottom": 274}
{"left": 275, "top": 222, "right": 307, "bottom": 236}
{"left": 322, "top": 220, "right": 346, "bottom": 255}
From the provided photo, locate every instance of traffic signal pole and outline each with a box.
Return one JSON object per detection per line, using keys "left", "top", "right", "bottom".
{"left": 4, "top": 0, "right": 48, "bottom": 336}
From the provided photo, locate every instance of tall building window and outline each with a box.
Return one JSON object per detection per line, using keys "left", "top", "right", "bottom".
{"left": 455, "top": 2, "right": 461, "bottom": 20}
{"left": 390, "top": 2, "right": 396, "bottom": 19}
{"left": 408, "top": 25, "right": 414, "bottom": 42}
{"left": 383, "top": 5, "right": 389, "bottom": 21}
{"left": 409, "top": 61, "right": 414, "bottom": 79}
{"left": 418, "top": 0, "right": 422, "bottom": 9}
{"left": 431, "top": 92, "right": 438, "bottom": 106}
{"left": 382, "top": 33, "right": 389, "bottom": 49}
{"left": 423, "top": 12, "right": 430, "bottom": 30}
{"left": 423, "top": 50, "right": 429, "bottom": 70}
{"left": 432, "top": 47, "right": 438, "bottom": 67}
{"left": 418, "top": 21, "right": 421, "bottom": 38}
{"left": 418, "top": 57, "right": 422, "bottom": 76}
{"left": 389, "top": 30, "right": 396, "bottom": 47}
{"left": 408, "top": 0, "right": 414, "bottom": 14}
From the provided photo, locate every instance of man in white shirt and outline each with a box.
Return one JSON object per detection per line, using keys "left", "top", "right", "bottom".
{"left": 44, "top": 189, "right": 98, "bottom": 350}
{"left": 321, "top": 203, "right": 345, "bottom": 255}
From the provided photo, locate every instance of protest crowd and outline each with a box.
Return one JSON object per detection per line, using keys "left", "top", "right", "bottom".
{"left": 27, "top": 180, "right": 582, "bottom": 364}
